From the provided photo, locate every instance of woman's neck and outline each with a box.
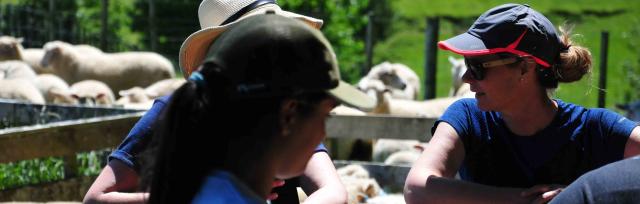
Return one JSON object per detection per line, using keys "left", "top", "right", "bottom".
{"left": 226, "top": 149, "right": 276, "bottom": 199}
{"left": 501, "top": 95, "right": 558, "bottom": 136}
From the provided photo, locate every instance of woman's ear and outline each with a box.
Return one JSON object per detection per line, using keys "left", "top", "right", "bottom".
{"left": 279, "top": 99, "right": 298, "bottom": 136}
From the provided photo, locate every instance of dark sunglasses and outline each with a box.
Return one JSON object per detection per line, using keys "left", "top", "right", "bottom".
{"left": 464, "top": 56, "right": 524, "bottom": 80}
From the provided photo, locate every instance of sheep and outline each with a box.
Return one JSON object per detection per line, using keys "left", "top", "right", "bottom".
{"left": 384, "top": 149, "right": 423, "bottom": 166}
{"left": 115, "top": 78, "right": 185, "bottom": 109}
{"left": 0, "top": 79, "right": 45, "bottom": 104}
{"left": 337, "top": 164, "right": 382, "bottom": 204}
{"left": 342, "top": 176, "right": 381, "bottom": 204}
{"left": 117, "top": 78, "right": 185, "bottom": 103}
{"left": 0, "top": 36, "right": 23, "bottom": 61}
{"left": 25, "top": 45, "right": 102, "bottom": 75}
{"left": 448, "top": 56, "right": 474, "bottom": 98}
{"left": 41, "top": 41, "right": 175, "bottom": 93}
{"left": 51, "top": 79, "right": 115, "bottom": 106}
{"left": 360, "top": 62, "right": 420, "bottom": 100}
{"left": 33, "top": 74, "right": 70, "bottom": 103}
{"left": 0, "top": 36, "right": 104, "bottom": 74}
{"left": 372, "top": 139, "right": 422, "bottom": 163}
{"left": 0, "top": 60, "right": 37, "bottom": 80}
{"left": 359, "top": 78, "right": 459, "bottom": 117}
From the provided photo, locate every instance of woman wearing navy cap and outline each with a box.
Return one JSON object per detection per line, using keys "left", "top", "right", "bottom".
{"left": 404, "top": 3, "right": 640, "bottom": 203}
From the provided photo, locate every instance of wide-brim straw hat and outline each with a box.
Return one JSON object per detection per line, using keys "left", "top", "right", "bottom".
{"left": 179, "top": 0, "right": 323, "bottom": 77}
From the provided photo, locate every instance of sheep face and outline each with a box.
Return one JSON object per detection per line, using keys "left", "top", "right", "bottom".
{"left": 379, "top": 70, "right": 407, "bottom": 91}
{"left": 0, "top": 36, "right": 23, "bottom": 61}
{"left": 52, "top": 92, "right": 110, "bottom": 106}
{"left": 117, "top": 87, "right": 150, "bottom": 104}
{"left": 449, "top": 56, "right": 468, "bottom": 96}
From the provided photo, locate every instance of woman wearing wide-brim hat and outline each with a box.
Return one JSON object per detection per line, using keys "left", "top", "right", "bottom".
{"left": 83, "top": 1, "right": 371, "bottom": 203}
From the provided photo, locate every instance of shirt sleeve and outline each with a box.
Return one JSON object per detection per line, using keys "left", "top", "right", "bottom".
{"left": 108, "top": 96, "right": 170, "bottom": 169}
{"left": 589, "top": 108, "right": 639, "bottom": 160}
{"left": 315, "top": 143, "right": 328, "bottom": 153}
{"left": 431, "top": 98, "right": 475, "bottom": 139}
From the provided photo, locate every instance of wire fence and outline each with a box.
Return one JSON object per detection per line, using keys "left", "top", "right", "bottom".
{"left": 0, "top": 1, "right": 200, "bottom": 69}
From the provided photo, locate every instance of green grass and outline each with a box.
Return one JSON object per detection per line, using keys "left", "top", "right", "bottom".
{"left": 0, "top": 150, "right": 110, "bottom": 190}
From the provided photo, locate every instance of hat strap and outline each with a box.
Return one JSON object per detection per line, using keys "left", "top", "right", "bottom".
{"left": 221, "top": 0, "right": 276, "bottom": 25}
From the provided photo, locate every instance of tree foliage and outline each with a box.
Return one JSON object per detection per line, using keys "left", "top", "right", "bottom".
{"left": 280, "top": 0, "right": 370, "bottom": 83}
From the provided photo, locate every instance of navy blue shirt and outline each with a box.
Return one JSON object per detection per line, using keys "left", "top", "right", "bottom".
{"left": 108, "top": 95, "right": 328, "bottom": 203}
{"left": 192, "top": 170, "right": 266, "bottom": 204}
{"left": 109, "top": 95, "right": 328, "bottom": 170}
{"left": 436, "top": 98, "right": 637, "bottom": 187}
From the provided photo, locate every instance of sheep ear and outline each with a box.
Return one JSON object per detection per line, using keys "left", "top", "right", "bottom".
{"left": 118, "top": 90, "right": 131, "bottom": 97}
{"left": 16, "top": 37, "right": 23, "bottom": 44}
{"left": 414, "top": 143, "right": 426, "bottom": 152}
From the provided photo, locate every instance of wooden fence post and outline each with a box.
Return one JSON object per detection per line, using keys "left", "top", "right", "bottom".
{"left": 424, "top": 17, "right": 439, "bottom": 100}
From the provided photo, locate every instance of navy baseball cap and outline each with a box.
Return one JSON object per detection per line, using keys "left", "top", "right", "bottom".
{"left": 438, "top": 4, "right": 562, "bottom": 68}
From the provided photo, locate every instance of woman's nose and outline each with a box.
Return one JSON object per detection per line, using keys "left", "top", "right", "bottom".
{"left": 462, "top": 69, "right": 475, "bottom": 83}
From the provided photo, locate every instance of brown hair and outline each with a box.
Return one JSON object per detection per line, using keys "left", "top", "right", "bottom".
{"left": 554, "top": 26, "right": 592, "bottom": 83}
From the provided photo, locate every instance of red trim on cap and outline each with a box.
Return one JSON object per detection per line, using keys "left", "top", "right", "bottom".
{"left": 438, "top": 30, "right": 551, "bottom": 68}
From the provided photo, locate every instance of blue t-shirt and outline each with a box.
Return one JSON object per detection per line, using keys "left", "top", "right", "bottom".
{"left": 436, "top": 98, "right": 637, "bottom": 187}
{"left": 109, "top": 95, "right": 328, "bottom": 170}
{"left": 192, "top": 170, "right": 266, "bottom": 204}
{"left": 108, "top": 95, "right": 328, "bottom": 202}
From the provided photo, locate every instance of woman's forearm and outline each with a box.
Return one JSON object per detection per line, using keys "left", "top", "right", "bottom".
{"left": 405, "top": 175, "right": 528, "bottom": 204}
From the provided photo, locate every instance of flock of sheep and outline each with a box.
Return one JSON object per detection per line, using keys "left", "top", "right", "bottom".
{"left": 0, "top": 35, "right": 183, "bottom": 109}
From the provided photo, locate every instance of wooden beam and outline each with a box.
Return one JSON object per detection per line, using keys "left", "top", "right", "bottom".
{"left": 326, "top": 114, "right": 435, "bottom": 142}
{"left": 0, "top": 112, "right": 144, "bottom": 164}
{"left": 0, "top": 113, "right": 435, "bottom": 164}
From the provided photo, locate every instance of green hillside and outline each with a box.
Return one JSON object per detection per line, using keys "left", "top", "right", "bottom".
{"left": 374, "top": 0, "right": 640, "bottom": 110}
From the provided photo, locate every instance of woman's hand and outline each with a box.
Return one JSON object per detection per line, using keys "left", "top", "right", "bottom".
{"left": 267, "top": 179, "right": 286, "bottom": 201}
{"left": 520, "top": 184, "right": 565, "bottom": 204}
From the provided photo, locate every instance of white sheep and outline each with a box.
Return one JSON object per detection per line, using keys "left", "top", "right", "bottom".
{"left": 383, "top": 149, "right": 423, "bottom": 166}
{"left": 360, "top": 62, "right": 421, "bottom": 100}
{"left": 115, "top": 78, "right": 185, "bottom": 109}
{"left": 359, "top": 78, "right": 464, "bottom": 118}
{"left": 372, "top": 139, "right": 422, "bottom": 163}
{"left": 51, "top": 79, "right": 115, "bottom": 106}
{"left": 33, "top": 74, "right": 70, "bottom": 103}
{"left": 448, "top": 56, "right": 475, "bottom": 98}
{"left": 0, "top": 36, "right": 23, "bottom": 61}
{"left": 41, "top": 41, "right": 175, "bottom": 93}
{"left": 337, "top": 164, "right": 382, "bottom": 204}
{"left": 0, "top": 60, "right": 37, "bottom": 80}
{"left": 0, "top": 79, "right": 45, "bottom": 104}
{"left": 22, "top": 48, "right": 50, "bottom": 74}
